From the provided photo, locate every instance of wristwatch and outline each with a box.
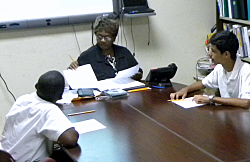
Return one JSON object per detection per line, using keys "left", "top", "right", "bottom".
{"left": 208, "top": 95, "right": 215, "bottom": 105}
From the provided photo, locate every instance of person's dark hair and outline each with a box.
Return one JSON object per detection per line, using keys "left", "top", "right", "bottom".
{"left": 209, "top": 30, "right": 239, "bottom": 60}
{"left": 93, "top": 16, "right": 119, "bottom": 38}
{"left": 35, "top": 70, "right": 65, "bottom": 103}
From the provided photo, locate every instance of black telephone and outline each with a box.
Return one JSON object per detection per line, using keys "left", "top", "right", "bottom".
{"left": 145, "top": 63, "right": 178, "bottom": 87}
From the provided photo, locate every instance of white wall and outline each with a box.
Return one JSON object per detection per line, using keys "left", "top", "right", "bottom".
{"left": 0, "top": 0, "right": 216, "bottom": 135}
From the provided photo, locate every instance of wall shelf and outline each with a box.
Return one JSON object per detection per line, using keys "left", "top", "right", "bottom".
{"left": 122, "top": 12, "right": 156, "bottom": 18}
{"left": 219, "top": 17, "right": 250, "bottom": 26}
{"left": 241, "top": 57, "right": 250, "bottom": 63}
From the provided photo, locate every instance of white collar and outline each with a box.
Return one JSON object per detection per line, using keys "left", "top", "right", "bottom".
{"left": 224, "top": 57, "right": 243, "bottom": 80}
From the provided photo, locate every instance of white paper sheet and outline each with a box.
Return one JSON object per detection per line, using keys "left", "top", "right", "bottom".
{"left": 63, "top": 64, "right": 98, "bottom": 89}
{"left": 115, "top": 64, "right": 139, "bottom": 79}
{"left": 72, "top": 119, "right": 106, "bottom": 134}
{"left": 172, "top": 97, "right": 205, "bottom": 109}
{"left": 57, "top": 88, "right": 78, "bottom": 104}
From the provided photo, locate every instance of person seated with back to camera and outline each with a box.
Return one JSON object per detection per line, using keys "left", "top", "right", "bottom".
{"left": 1, "top": 70, "right": 79, "bottom": 162}
{"left": 170, "top": 30, "right": 250, "bottom": 109}
{"left": 68, "top": 16, "right": 143, "bottom": 81}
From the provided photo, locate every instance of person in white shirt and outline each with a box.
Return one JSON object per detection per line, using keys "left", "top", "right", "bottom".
{"left": 170, "top": 30, "right": 250, "bottom": 109}
{"left": 1, "top": 70, "right": 79, "bottom": 162}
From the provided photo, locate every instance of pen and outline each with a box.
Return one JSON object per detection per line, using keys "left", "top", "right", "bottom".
{"left": 69, "top": 55, "right": 75, "bottom": 62}
{"left": 68, "top": 110, "right": 95, "bottom": 116}
{"left": 152, "top": 85, "right": 165, "bottom": 89}
{"left": 128, "top": 87, "right": 151, "bottom": 93}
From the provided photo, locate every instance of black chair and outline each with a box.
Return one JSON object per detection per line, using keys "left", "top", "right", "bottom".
{"left": 0, "top": 149, "right": 15, "bottom": 162}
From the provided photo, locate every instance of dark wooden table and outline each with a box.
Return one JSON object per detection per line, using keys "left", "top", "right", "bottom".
{"left": 60, "top": 83, "right": 250, "bottom": 162}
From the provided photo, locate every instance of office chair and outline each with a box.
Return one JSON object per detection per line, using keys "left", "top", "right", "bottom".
{"left": 0, "top": 150, "right": 58, "bottom": 162}
{"left": 40, "top": 157, "right": 56, "bottom": 162}
{"left": 0, "top": 149, "right": 15, "bottom": 162}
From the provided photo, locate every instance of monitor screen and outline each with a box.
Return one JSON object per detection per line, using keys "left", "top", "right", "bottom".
{"left": 122, "top": 0, "right": 148, "bottom": 7}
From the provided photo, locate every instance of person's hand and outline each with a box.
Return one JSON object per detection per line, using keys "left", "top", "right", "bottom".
{"left": 192, "top": 95, "right": 209, "bottom": 104}
{"left": 131, "top": 72, "right": 142, "bottom": 81}
{"left": 68, "top": 61, "right": 79, "bottom": 70}
{"left": 170, "top": 88, "right": 188, "bottom": 100}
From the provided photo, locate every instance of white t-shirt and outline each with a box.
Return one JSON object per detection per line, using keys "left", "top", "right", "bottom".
{"left": 1, "top": 92, "right": 74, "bottom": 162}
{"left": 202, "top": 57, "right": 250, "bottom": 99}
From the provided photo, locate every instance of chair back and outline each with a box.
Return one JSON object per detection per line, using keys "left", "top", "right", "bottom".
{"left": 0, "top": 150, "right": 15, "bottom": 162}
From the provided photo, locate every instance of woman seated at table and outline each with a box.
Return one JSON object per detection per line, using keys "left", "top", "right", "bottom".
{"left": 68, "top": 16, "right": 142, "bottom": 81}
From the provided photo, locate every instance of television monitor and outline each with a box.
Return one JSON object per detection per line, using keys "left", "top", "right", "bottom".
{"left": 123, "top": 0, "right": 148, "bottom": 7}
{"left": 145, "top": 63, "right": 178, "bottom": 88}
{"left": 121, "top": 0, "right": 154, "bottom": 14}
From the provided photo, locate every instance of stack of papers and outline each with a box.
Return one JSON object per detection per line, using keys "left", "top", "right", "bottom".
{"left": 63, "top": 64, "right": 145, "bottom": 91}
{"left": 96, "top": 77, "right": 145, "bottom": 91}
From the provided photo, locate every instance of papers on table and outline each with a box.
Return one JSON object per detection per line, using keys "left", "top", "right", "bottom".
{"left": 72, "top": 119, "right": 106, "bottom": 134}
{"left": 63, "top": 64, "right": 145, "bottom": 91}
{"left": 56, "top": 88, "right": 101, "bottom": 104}
{"left": 171, "top": 97, "right": 205, "bottom": 109}
{"left": 56, "top": 88, "right": 78, "bottom": 104}
{"left": 96, "top": 77, "right": 145, "bottom": 91}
